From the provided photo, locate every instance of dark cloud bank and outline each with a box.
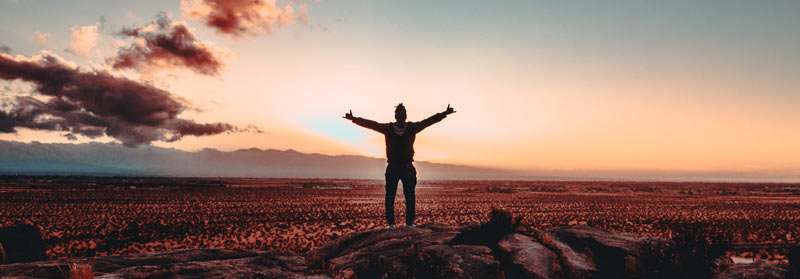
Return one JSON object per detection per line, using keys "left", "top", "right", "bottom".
{"left": 110, "top": 13, "right": 222, "bottom": 75}
{"left": 0, "top": 52, "right": 235, "bottom": 146}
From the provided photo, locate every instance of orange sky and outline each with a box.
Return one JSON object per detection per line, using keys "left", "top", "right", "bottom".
{"left": 1, "top": 1, "right": 799, "bottom": 178}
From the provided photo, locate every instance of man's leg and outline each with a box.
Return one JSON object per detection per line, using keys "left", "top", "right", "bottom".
{"left": 400, "top": 165, "right": 417, "bottom": 226}
{"left": 385, "top": 170, "right": 400, "bottom": 226}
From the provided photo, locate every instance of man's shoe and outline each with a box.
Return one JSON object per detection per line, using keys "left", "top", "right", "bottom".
{"left": 407, "top": 224, "right": 416, "bottom": 228}
{"left": 387, "top": 225, "right": 396, "bottom": 230}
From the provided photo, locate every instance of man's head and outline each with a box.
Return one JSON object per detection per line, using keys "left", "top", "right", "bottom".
{"left": 395, "top": 103, "right": 407, "bottom": 122}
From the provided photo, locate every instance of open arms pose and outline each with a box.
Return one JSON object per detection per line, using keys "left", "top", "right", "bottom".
{"left": 343, "top": 103, "right": 455, "bottom": 228}
{"left": 344, "top": 104, "right": 455, "bottom": 164}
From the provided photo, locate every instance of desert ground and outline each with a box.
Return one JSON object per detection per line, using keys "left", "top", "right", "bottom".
{"left": 1, "top": 176, "right": 798, "bottom": 263}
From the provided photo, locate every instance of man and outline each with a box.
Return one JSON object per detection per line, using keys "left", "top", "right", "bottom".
{"left": 344, "top": 103, "right": 456, "bottom": 228}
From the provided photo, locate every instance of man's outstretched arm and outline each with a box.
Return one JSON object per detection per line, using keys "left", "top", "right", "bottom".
{"left": 416, "top": 104, "right": 456, "bottom": 133}
{"left": 343, "top": 110, "right": 385, "bottom": 133}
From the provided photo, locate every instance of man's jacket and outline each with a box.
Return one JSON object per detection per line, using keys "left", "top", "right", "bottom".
{"left": 350, "top": 112, "right": 447, "bottom": 164}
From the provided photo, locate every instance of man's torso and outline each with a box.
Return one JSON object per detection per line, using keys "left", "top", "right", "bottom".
{"left": 383, "top": 122, "right": 417, "bottom": 164}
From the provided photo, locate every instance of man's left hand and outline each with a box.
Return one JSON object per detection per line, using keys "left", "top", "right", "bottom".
{"left": 444, "top": 104, "right": 456, "bottom": 115}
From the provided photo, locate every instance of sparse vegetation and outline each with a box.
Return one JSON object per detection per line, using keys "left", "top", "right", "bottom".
{"left": 0, "top": 177, "right": 798, "bottom": 263}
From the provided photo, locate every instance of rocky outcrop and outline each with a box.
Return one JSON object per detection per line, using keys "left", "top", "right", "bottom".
{"left": 546, "top": 225, "right": 647, "bottom": 278}
{"left": 497, "top": 233, "right": 560, "bottom": 278}
{"left": 308, "top": 224, "right": 502, "bottom": 278}
{"left": 0, "top": 211, "right": 791, "bottom": 278}
{"left": 305, "top": 210, "right": 652, "bottom": 279}
{"left": 712, "top": 261, "right": 787, "bottom": 279}
{"left": 0, "top": 249, "right": 328, "bottom": 278}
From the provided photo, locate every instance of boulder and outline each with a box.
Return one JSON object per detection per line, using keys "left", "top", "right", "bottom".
{"left": 309, "top": 225, "right": 500, "bottom": 278}
{"left": 538, "top": 232, "right": 596, "bottom": 279}
{"left": 790, "top": 246, "right": 800, "bottom": 277}
{"left": 547, "top": 225, "right": 647, "bottom": 278}
{"left": 0, "top": 224, "right": 47, "bottom": 264}
{"left": 497, "top": 233, "right": 561, "bottom": 279}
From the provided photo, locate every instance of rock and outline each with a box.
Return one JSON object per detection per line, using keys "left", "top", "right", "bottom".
{"left": 0, "top": 210, "right": 789, "bottom": 278}
{"left": 711, "top": 256, "right": 735, "bottom": 275}
{"left": 310, "top": 225, "right": 500, "bottom": 278}
{"left": 547, "top": 225, "right": 647, "bottom": 279}
{"left": 538, "top": 232, "right": 596, "bottom": 279}
{"left": 0, "top": 249, "right": 328, "bottom": 278}
{"left": 415, "top": 244, "right": 501, "bottom": 278}
{"left": 310, "top": 210, "right": 652, "bottom": 279}
{"left": 790, "top": 246, "right": 800, "bottom": 277}
{"left": 0, "top": 260, "right": 72, "bottom": 278}
{"left": 712, "top": 261, "right": 787, "bottom": 279}
{"left": 0, "top": 224, "right": 47, "bottom": 264}
{"left": 497, "top": 233, "right": 561, "bottom": 279}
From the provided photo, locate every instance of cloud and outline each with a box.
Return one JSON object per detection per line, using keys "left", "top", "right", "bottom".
{"left": 0, "top": 52, "right": 237, "bottom": 146}
{"left": 109, "top": 13, "right": 222, "bottom": 75}
{"left": 297, "top": 4, "right": 309, "bottom": 24}
{"left": 33, "top": 31, "right": 50, "bottom": 47}
{"left": 181, "top": 0, "right": 308, "bottom": 37}
{"left": 68, "top": 24, "right": 99, "bottom": 57}
{"left": 0, "top": 44, "right": 10, "bottom": 54}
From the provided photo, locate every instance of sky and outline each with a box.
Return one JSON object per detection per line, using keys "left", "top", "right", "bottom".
{"left": 1, "top": 0, "right": 799, "bottom": 180}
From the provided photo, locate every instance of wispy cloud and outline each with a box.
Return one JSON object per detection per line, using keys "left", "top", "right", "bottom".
{"left": 33, "top": 31, "right": 50, "bottom": 48}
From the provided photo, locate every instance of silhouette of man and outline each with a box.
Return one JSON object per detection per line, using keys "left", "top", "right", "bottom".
{"left": 344, "top": 103, "right": 456, "bottom": 228}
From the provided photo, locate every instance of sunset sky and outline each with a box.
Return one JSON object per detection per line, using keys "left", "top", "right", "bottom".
{"left": 1, "top": 0, "right": 799, "bottom": 179}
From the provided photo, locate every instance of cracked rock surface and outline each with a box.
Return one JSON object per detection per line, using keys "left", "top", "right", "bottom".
{"left": 0, "top": 212, "right": 789, "bottom": 278}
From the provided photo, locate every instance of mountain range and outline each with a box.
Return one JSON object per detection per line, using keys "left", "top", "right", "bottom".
{"left": 1, "top": 140, "right": 797, "bottom": 182}
{"left": 0, "top": 140, "right": 518, "bottom": 179}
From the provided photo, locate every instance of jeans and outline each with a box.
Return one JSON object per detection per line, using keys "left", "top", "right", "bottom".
{"left": 385, "top": 163, "right": 417, "bottom": 226}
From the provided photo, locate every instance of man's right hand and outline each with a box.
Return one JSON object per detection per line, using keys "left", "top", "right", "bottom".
{"left": 343, "top": 110, "right": 354, "bottom": 120}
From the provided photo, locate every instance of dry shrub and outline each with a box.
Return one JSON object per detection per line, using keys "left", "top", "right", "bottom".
{"left": 68, "top": 261, "right": 93, "bottom": 279}
{"left": 0, "top": 223, "right": 47, "bottom": 263}
{"left": 451, "top": 208, "right": 520, "bottom": 247}
{"left": 486, "top": 186, "right": 516, "bottom": 193}
{"left": 640, "top": 223, "right": 732, "bottom": 279}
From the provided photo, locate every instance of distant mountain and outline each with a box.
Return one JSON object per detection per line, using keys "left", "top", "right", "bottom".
{"left": 0, "top": 140, "right": 518, "bottom": 179}
{"left": 1, "top": 140, "right": 797, "bottom": 182}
